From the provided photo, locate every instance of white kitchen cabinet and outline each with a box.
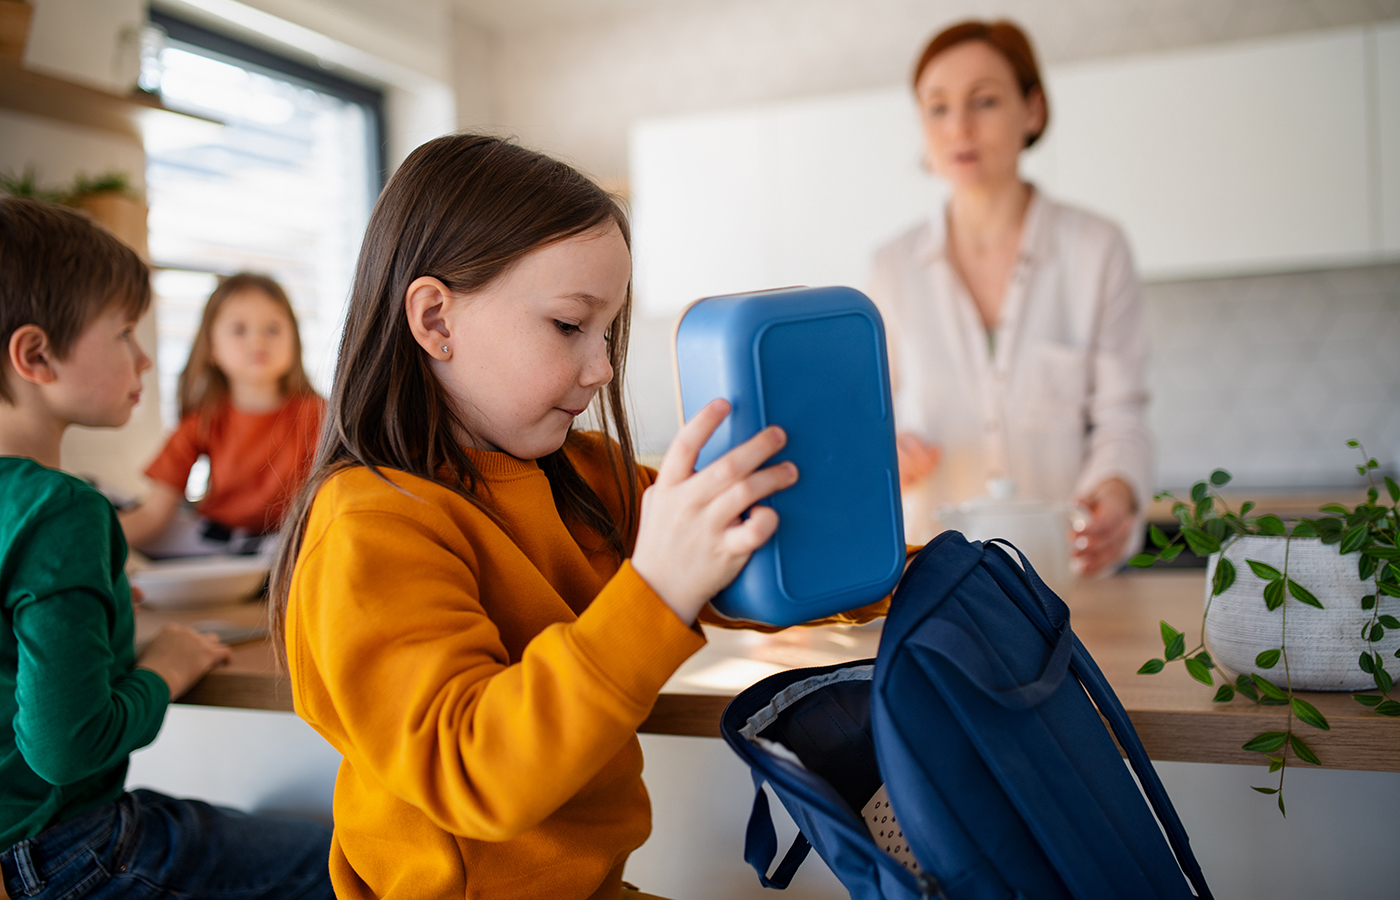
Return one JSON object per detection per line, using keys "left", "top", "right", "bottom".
{"left": 632, "top": 24, "right": 1395, "bottom": 308}
{"left": 1030, "top": 28, "right": 1374, "bottom": 279}
{"left": 630, "top": 88, "right": 942, "bottom": 316}
{"left": 1378, "top": 22, "right": 1400, "bottom": 256}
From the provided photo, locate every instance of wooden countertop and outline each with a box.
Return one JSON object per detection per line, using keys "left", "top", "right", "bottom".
{"left": 137, "top": 570, "right": 1400, "bottom": 772}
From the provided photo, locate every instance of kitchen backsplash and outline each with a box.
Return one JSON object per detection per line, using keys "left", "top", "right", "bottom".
{"left": 622, "top": 262, "right": 1400, "bottom": 492}
{"left": 1145, "top": 262, "right": 1400, "bottom": 491}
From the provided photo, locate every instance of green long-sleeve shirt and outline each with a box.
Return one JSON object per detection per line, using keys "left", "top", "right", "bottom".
{"left": 1, "top": 457, "right": 169, "bottom": 851}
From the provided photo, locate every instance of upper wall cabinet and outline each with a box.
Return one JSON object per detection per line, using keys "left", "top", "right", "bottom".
{"left": 1026, "top": 28, "right": 1373, "bottom": 279}
{"left": 1379, "top": 22, "right": 1400, "bottom": 256}
{"left": 632, "top": 24, "right": 1398, "bottom": 313}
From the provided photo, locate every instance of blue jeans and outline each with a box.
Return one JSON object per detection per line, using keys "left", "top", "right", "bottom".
{"left": 0, "top": 790, "right": 333, "bottom": 899}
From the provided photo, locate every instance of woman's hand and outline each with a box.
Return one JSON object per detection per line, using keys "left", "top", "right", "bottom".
{"left": 631, "top": 399, "right": 799, "bottom": 625}
{"left": 137, "top": 624, "right": 232, "bottom": 700}
{"left": 896, "top": 432, "right": 940, "bottom": 489}
{"left": 1072, "top": 477, "right": 1137, "bottom": 577}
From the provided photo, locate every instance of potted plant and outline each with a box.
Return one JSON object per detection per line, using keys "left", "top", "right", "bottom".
{"left": 1130, "top": 441, "right": 1400, "bottom": 815}
{"left": 0, "top": 0, "right": 32, "bottom": 63}
{"left": 1, "top": 168, "right": 148, "bottom": 258}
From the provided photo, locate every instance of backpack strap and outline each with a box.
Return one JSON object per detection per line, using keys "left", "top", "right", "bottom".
{"left": 1071, "top": 641, "right": 1215, "bottom": 900}
{"left": 910, "top": 618, "right": 1072, "bottom": 711}
{"left": 743, "top": 770, "right": 812, "bottom": 889}
{"left": 986, "top": 540, "right": 1213, "bottom": 900}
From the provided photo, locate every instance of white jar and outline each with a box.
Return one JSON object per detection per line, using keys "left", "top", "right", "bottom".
{"left": 1205, "top": 536, "right": 1400, "bottom": 691}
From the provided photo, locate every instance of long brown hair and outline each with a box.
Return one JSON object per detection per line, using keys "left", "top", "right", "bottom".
{"left": 178, "top": 272, "right": 318, "bottom": 431}
{"left": 269, "top": 134, "right": 640, "bottom": 663}
{"left": 913, "top": 20, "right": 1049, "bottom": 148}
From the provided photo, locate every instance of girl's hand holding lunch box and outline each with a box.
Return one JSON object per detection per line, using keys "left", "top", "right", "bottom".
{"left": 630, "top": 398, "right": 798, "bottom": 626}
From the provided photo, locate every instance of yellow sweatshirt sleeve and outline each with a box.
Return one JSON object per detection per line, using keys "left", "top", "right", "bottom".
{"left": 290, "top": 505, "right": 705, "bottom": 843}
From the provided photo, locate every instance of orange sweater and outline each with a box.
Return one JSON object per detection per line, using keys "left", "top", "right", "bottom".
{"left": 286, "top": 433, "right": 706, "bottom": 900}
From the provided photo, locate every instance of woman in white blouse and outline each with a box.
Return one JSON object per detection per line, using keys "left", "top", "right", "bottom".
{"left": 867, "top": 20, "right": 1152, "bottom": 576}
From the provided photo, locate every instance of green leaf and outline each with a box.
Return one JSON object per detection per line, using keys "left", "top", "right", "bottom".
{"left": 1256, "top": 515, "right": 1287, "bottom": 536}
{"left": 1137, "top": 658, "right": 1166, "bottom": 675}
{"left": 1191, "top": 481, "right": 1208, "bottom": 503}
{"left": 1378, "top": 581, "right": 1400, "bottom": 598}
{"left": 1212, "top": 557, "right": 1236, "bottom": 595}
{"left": 1240, "top": 501, "right": 1255, "bottom": 516}
{"left": 1247, "top": 559, "right": 1282, "bottom": 581}
{"left": 1291, "top": 698, "right": 1331, "bottom": 731}
{"left": 1347, "top": 439, "right": 1361, "bottom": 447}
{"left": 1290, "top": 519, "right": 1318, "bottom": 538}
{"left": 1380, "top": 615, "right": 1400, "bottom": 629}
{"left": 1209, "top": 469, "right": 1231, "bottom": 486}
{"left": 1236, "top": 674, "right": 1260, "bottom": 702}
{"left": 1195, "top": 496, "right": 1215, "bottom": 519}
{"left": 1194, "top": 650, "right": 1214, "bottom": 668}
{"left": 1362, "top": 593, "right": 1376, "bottom": 611}
{"left": 1279, "top": 794, "right": 1287, "bottom": 817}
{"left": 1363, "top": 546, "right": 1400, "bottom": 560}
{"left": 1268, "top": 756, "right": 1284, "bottom": 773}
{"left": 1375, "top": 701, "right": 1400, "bottom": 717}
{"left": 1159, "top": 544, "right": 1184, "bottom": 562}
{"left": 1182, "top": 528, "right": 1222, "bottom": 556}
{"left": 1127, "top": 553, "right": 1156, "bottom": 568}
{"left": 1386, "top": 475, "right": 1399, "bottom": 503}
{"left": 1263, "top": 579, "right": 1285, "bottom": 611}
{"left": 1289, "top": 733, "right": 1321, "bottom": 765}
{"left": 1160, "top": 620, "right": 1182, "bottom": 646}
{"left": 1354, "top": 693, "right": 1383, "bottom": 707}
{"left": 1360, "top": 652, "right": 1375, "bottom": 674}
{"left": 1319, "top": 503, "right": 1351, "bottom": 515}
{"left": 1340, "top": 525, "right": 1369, "bottom": 554}
{"left": 1165, "top": 633, "right": 1186, "bottom": 661}
{"left": 1288, "top": 579, "right": 1323, "bottom": 609}
{"left": 1148, "top": 524, "right": 1169, "bottom": 549}
{"left": 1370, "top": 623, "right": 1385, "bottom": 643}
{"left": 1252, "top": 786, "right": 1279, "bottom": 794}
{"left": 1375, "top": 666, "right": 1394, "bottom": 694}
{"left": 1255, "top": 648, "right": 1281, "bottom": 669}
{"left": 1359, "top": 554, "right": 1377, "bottom": 581}
{"left": 1213, "top": 684, "right": 1235, "bottom": 702}
{"left": 1205, "top": 517, "right": 1227, "bottom": 541}
{"left": 1184, "top": 657, "right": 1214, "bottom": 686}
{"left": 1243, "top": 732, "right": 1288, "bottom": 752}
{"left": 1253, "top": 674, "right": 1288, "bottom": 700}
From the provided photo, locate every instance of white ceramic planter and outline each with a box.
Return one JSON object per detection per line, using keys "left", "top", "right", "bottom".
{"left": 1204, "top": 535, "right": 1400, "bottom": 691}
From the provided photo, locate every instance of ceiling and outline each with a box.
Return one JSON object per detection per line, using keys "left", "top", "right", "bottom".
{"left": 449, "top": 0, "right": 714, "bottom": 31}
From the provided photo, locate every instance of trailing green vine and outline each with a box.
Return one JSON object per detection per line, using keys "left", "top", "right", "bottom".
{"left": 1128, "top": 441, "right": 1399, "bottom": 816}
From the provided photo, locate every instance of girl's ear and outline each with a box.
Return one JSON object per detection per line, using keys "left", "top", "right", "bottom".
{"left": 8, "top": 325, "right": 58, "bottom": 387}
{"left": 404, "top": 276, "right": 458, "bottom": 360}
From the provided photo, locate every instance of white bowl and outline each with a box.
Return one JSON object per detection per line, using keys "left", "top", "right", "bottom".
{"left": 130, "top": 556, "right": 270, "bottom": 609}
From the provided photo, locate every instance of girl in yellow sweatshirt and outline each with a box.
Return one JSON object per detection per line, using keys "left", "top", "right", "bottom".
{"left": 270, "top": 134, "right": 852, "bottom": 900}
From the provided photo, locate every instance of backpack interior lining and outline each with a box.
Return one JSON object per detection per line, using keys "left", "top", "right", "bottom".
{"left": 738, "top": 665, "right": 874, "bottom": 741}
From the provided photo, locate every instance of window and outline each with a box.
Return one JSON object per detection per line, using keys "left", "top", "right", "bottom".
{"left": 142, "top": 12, "right": 384, "bottom": 427}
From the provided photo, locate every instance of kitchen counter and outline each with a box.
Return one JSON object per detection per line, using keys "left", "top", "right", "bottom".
{"left": 137, "top": 570, "right": 1400, "bottom": 772}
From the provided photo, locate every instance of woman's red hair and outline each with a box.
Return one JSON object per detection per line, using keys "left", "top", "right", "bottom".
{"left": 913, "top": 20, "right": 1049, "bottom": 148}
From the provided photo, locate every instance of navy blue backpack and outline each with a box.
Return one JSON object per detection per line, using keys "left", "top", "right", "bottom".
{"left": 720, "top": 532, "right": 1214, "bottom": 899}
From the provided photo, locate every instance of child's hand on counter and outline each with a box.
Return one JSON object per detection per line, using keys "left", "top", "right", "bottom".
{"left": 137, "top": 624, "right": 233, "bottom": 699}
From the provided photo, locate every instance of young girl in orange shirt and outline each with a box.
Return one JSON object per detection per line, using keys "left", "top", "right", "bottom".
{"left": 269, "top": 134, "right": 886, "bottom": 900}
{"left": 121, "top": 274, "right": 325, "bottom": 557}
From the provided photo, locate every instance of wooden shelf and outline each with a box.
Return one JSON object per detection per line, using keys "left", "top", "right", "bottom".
{"left": 0, "top": 57, "right": 217, "bottom": 142}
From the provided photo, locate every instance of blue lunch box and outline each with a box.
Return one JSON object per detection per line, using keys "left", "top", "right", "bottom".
{"left": 672, "top": 285, "right": 905, "bottom": 626}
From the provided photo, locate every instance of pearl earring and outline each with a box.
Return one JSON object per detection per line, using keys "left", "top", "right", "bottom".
{"left": 441, "top": 344, "right": 450, "bottom": 355}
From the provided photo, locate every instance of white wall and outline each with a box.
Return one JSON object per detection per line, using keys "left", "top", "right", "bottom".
{"left": 474, "top": 0, "right": 1400, "bottom": 183}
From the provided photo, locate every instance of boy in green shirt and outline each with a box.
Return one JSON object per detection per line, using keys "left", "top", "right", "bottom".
{"left": 0, "top": 197, "right": 332, "bottom": 900}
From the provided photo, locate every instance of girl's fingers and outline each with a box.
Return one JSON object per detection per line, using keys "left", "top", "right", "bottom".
{"left": 656, "top": 398, "right": 730, "bottom": 485}
{"left": 724, "top": 504, "right": 780, "bottom": 555}
{"left": 711, "top": 461, "right": 798, "bottom": 526}
{"left": 690, "top": 425, "right": 787, "bottom": 497}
